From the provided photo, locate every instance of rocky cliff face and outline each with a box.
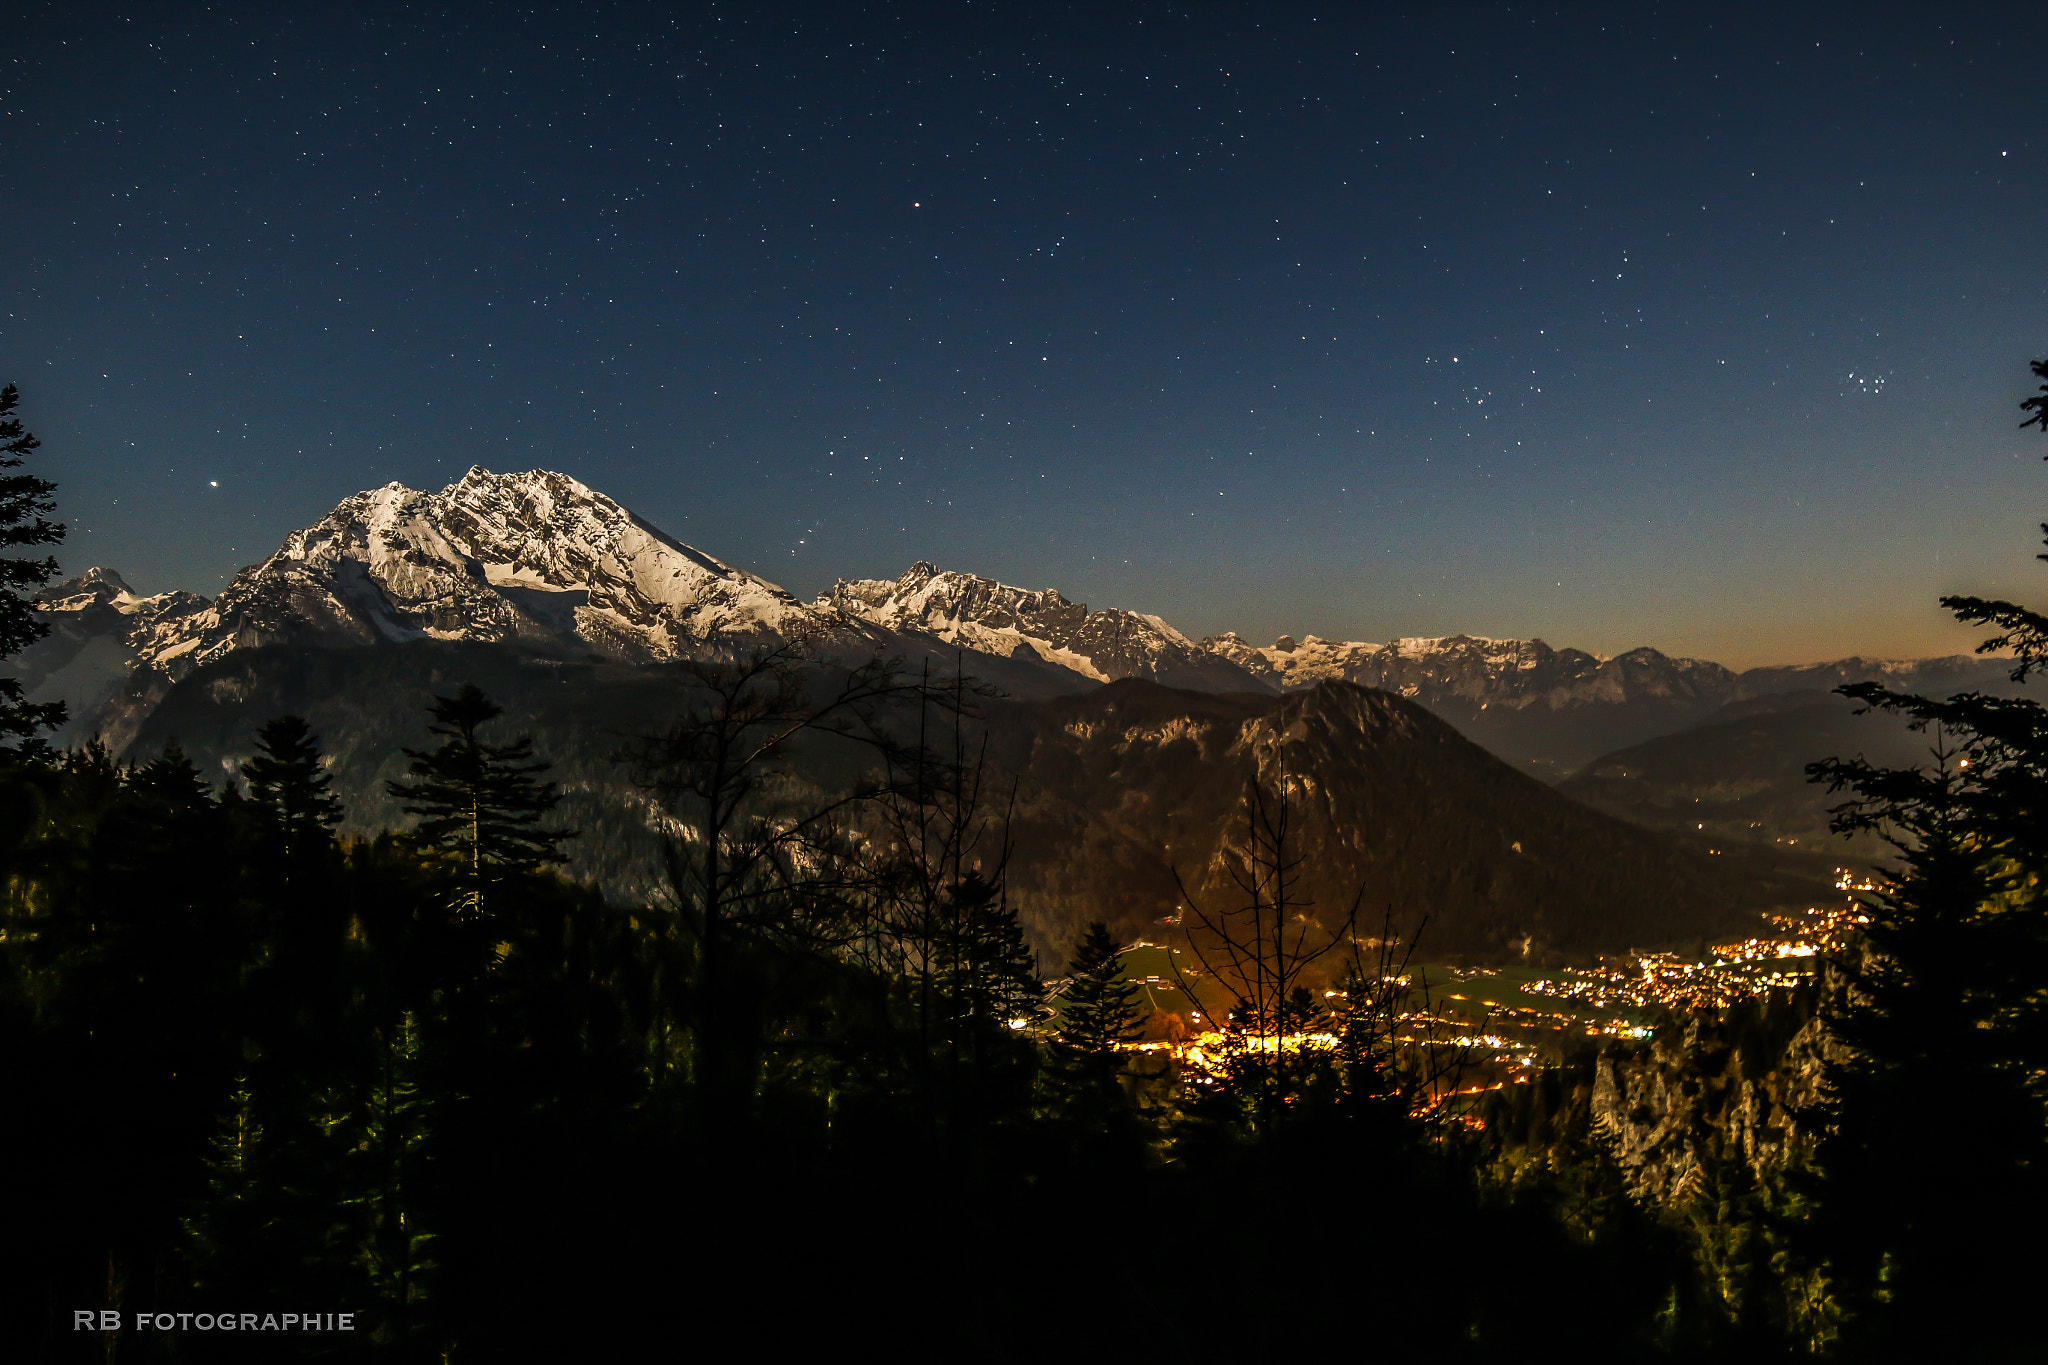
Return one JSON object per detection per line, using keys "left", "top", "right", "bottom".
{"left": 825, "top": 561, "right": 1268, "bottom": 692}
{"left": 1480, "top": 972, "right": 1853, "bottom": 1200}
{"left": 1590, "top": 988, "right": 1851, "bottom": 1198}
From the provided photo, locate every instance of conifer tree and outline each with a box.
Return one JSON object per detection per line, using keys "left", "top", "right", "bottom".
{"left": 947, "top": 872, "right": 1043, "bottom": 1028}
{"left": 1050, "top": 922, "right": 1143, "bottom": 1097}
{"left": 129, "top": 741, "right": 214, "bottom": 812}
{"left": 348, "top": 1012, "right": 440, "bottom": 1342}
{"left": 1797, "top": 351, "right": 2048, "bottom": 1354}
{"left": 388, "top": 684, "right": 571, "bottom": 912}
{"left": 244, "top": 714, "right": 343, "bottom": 859}
{"left": 918, "top": 871, "right": 1043, "bottom": 1127}
{"left": 181, "top": 1076, "right": 276, "bottom": 1296}
{"left": 0, "top": 384, "right": 66, "bottom": 756}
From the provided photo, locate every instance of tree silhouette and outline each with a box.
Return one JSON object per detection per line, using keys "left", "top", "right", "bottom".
{"left": 129, "top": 740, "right": 214, "bottom": 811}
{"left": 180, "top": 1076, "right": 278, "bottom": 1302}
{"left": 1168, "top": 778, "right": 1359, "bottom": 1134}
{"left": 2021, "top": 354, "right": 2048, "bottom": 435}
{"left": 344, "top": 1012, "right": 441, "bottom": 1347}
{"left": 388, "top": 684, "right": 571, "bottom": 913}
{"left": 1799, "top": 352, "right": 2048, "bottom": 1354}
{"left": 1050, "top": 922, "right": 1144, "bottom": 1101}
{"left": 244, "top": 714, "right": 344, "bottom": 860}
{"left": 0, "top": 384, "right": 66, "bottom": 757}
{"left": 934, "top": 869, "right": 1043, "bottom": 1061}
{"left": 618, "top": 644, "right": 928, "bottom": 1112}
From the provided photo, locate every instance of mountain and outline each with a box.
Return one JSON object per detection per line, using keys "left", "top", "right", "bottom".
{"left": 22, "top": 465, "right": 2032, "bottom": 775}
{"left": 138, "top": 466, "right": 832, "bottom": 673}
{"left": 1201, "top": 630, "right": 2031, "bottom": 772}
{"left": 1736, "top": 655, "right": 2027, "bottom": 696}
{"left": 979, "top": 678, "right": 1823, "bottom": 962}
{"left": 19, "top": 466, "right": 1853, "bottom": 963}
{"left": 125, "top": 640, "right": 694, "bottom": 895}
{"left": 47, "top": 469, "right": 1091, "bottom": 747}
{"left": 823, "top": 561, "right": 1268, "bottom": 692}
{"left": 1203, "top": 632, "right": 1740, "bottom": 770}
{"left": 12, "top": 568, "right": 209, "bottom": 732}
{"left": 1556, "top": 690, "right": 1936, "bottom": 856}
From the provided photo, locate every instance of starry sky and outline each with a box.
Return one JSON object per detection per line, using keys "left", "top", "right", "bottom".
{"left": 4, "top": 2, "right": 2045, "bottom": 668}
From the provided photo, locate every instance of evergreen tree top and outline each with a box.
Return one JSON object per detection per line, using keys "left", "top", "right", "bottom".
{"left": 0, "top": 383, "right": 62, "bottom": 556}
{"left": 1054, "top": 921, "right": 1145, "bottom": 1063}
{"left": 0, "top": 383, "right": 66, "bottom": 758}
{"left": 245, "top": 715, "right": 344, "bottom": 854}
{"left": 388, "top": 683, "right": 574, "bottom": 884}
{"left": 131, "top": 742, "right": 215, "bottom": 811}
{"left": 2021, "top": 356, "right": 2048, "bottom": 436}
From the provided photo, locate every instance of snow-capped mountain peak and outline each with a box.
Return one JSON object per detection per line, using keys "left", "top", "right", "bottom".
{"left": 822, "top": 562, "right": 1267, "bottom": 692}
{"left": 36, "top": 566, "right": 150, "bottom": 614}
{"left": 125, "top": 468, "right": 832, "bottom": 685}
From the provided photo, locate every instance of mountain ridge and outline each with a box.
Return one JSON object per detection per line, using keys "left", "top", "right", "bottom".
{"left": 823, "top": 560, "right": 1267, "bottom": 693}
{"left": 972, "top": 676, "right": 1824, "bottom": 960}
{"left": 18, "top": 466, "right": 2030, "bottom": 767}
{"left": 26, "top": 469, "right": 1069, "bottom": 745}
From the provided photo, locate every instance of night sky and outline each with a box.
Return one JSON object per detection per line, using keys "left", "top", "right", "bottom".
{"left": 5, "top": 2, "right": 2045, "bottom": 668}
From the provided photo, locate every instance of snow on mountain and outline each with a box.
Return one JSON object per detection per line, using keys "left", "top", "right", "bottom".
{"left": 1201, "top": 630, "right": 1648, "bottom": 706}
{"left": 1198, "top": 630, "right": 2010, "bottom": 717}
{"left": 14, "top": 569, "right": 210, "bottom": 736}
{"left": 37, "top": 566, "right": 147, "bottom": 614}
{"left": 822, "top": 562, "right": 1269, "bottom": 692}
{"left": 130, "top": 467, "right": 845, "bottom": 683}
{"left": 1195, "top": 629, "right": 2038, "bottom": 770}
{"left": 21, "top": 466, "right": 2032, "bottom": 768}
{"left": 1199, "top": 630, "right": 1747, "bottom": 768}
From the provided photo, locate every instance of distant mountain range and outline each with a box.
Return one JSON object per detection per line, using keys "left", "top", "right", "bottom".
{"left": 16, "top": 469, "right": 1080, "bottom": 750}
{"left": 9, "top": 466, "right": 2021, "bottom": 961}
{"left": 19, "top": 466, "right": 2026, "bottom": 770}
{"left": 1201, "top": 633, "right": 2033, "bottom": 771}
{"left": 1556, "top": 690, "right": 1936, "bottom": 857}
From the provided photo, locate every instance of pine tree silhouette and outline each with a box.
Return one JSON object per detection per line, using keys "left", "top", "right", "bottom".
{"left": 0, "top": 384, "right": 66, "bottom": 757}
{"left": 348, "top": 1012, "right": 440, "bottom": 1345}
{"left": 181, "top": 1076, "right": 276, "bottom": 1298}
{"left": 388, "top": 684, "right": 571, "bottom": 914}
{"left": 1795, "top": 351, "right": 2048, "bottom": 1353}
{"left": 1050, "top": 922, "right": 1143, "bottom": 1100}
{"left": 944, "top": 871, "right": 1043, "bottom": 1034}
{"left": 129, "top": 741, "right": 214, "bottom": 812}
{"left": 244, "top": 715, "right": 343, "bottom": 859}
{"left": 915, "top": 870, "right": 1042, "bottom": 1132}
